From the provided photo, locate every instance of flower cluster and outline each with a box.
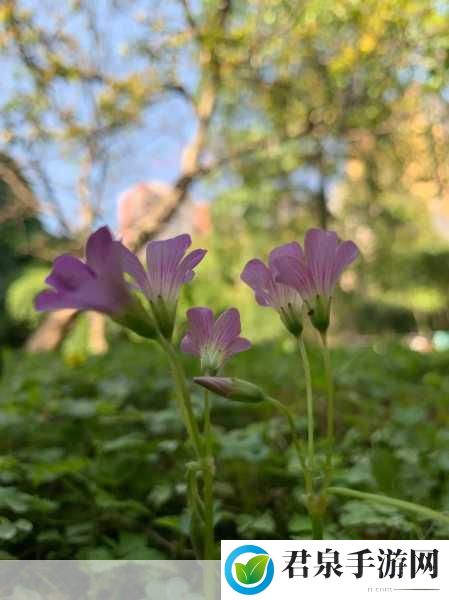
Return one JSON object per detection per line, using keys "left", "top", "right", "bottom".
{"left": 241, "top": 228, "right": 359, "bottom": 336}
{"left": 241, "top": 242, "right": 304, "bottom": 336}
{"left": 36, "top": 225, "right": 358, "bottom": 386}
{"left": 35, "top": 226, "right": 449, "bottom": 553}
{"left": 35, "top": 224, "right": 360, "bottom": 552}
{"left": 36, "top": 225, "right": 358, "bottom": 412}
{"left": 36, "top": 228, "right": 206, "bottom": 340}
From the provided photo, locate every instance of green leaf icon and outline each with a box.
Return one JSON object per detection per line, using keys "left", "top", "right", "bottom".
{"left": 235, "top": 554, "right": 270, "bottom": 585}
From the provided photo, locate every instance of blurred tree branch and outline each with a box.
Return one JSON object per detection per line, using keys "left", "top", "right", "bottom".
{"left": 2, "top": 0, "right": 449, "bottom": 349}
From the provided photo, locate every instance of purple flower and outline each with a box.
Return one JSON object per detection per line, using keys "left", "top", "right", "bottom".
{"left": 36, "top": 229, "right": 207, "bottom": 340}
{"left": 241, "top": 243, "right": 304, "bottom": 336}
{"left": 142, "top": 234, "right": 207, "bottom": 338}
{"left": 180, "top": 307, "right": 251, "bottom": 374}
{"left": 35, "top": 226, "right": 156, "bottom": 338}
{"left": 193, "top": 376, "right": 267, "bottom": 403}
{"left": 273, "top": 228, "right": 359, "bottom": 333}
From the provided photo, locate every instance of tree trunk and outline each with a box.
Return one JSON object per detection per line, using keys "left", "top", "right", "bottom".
{"left": 26, "top": 310, "right": 76, "bottom": 352}
{"left": 316, "top": 175, "right": 328, "bottom": 230}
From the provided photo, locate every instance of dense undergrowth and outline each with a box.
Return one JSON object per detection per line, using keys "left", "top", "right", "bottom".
{"left": 1, "top": 336, "right": 448, "bottom": 558}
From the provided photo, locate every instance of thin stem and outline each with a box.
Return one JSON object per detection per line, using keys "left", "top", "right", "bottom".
{"left": 310, "top": 512, "right": 324, "bottom": 540}
{"left": 203, "top": 389, "right": 215, "bottom": 560}
{"left": 328, "top": 486, "right": 449, "bottom": 527}
{"left": 321, "top": 333, "right": 334, "bottom": 475}
{"left": 268, "top": 396, "right": 309, "bottom": 488}
{"left": 297, "top": 337, "right": 315, "bottom": 469}
{"left": 267, "top": 396, "right": 323, "bottom": 539}
{"left": 296, "top": 338, "right": 326, "bottom": 539}
{"left": 203, "top": 389, "right": 211, "bottom": 445}
{"left": 157, "top": 336, "right": 203, "bottom": 459}
{"left": 187, "top": 469, "right": 205, "bottom": 520}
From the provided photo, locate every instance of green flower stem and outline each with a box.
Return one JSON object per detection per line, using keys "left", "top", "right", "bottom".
{"left": 203, "top": 389, "right": 215, "bottom": 560}
{"left": 187, "top": 468, "right": 205, "bottom": 520}
{"left": 267, "top": 396, "right": 323, "bottom": 539}
{"left": 296, "top": 337, "right": 326, "bottom": 539}
{"left": 328, "top": 486, "right": 449, "bottom": 527}
{"left": 310, "top": 511, "right": 324, "bottom": 540}
{"left": 157, "top": 336, "right": 203, "bottom": 460}
{"left": 267, "top": 396, "right": 308, "bottom": 484}
{"left": 203, "top": 389, "right": 211, "bottom": 440}
{"left": 297, "top": 337, "right": 315, "bottom": 470}
{"left": 158, "top": 336, "right": 216, "bottom": 559}
{"left": 321, "top": 333, "right": 334, "bottom": 476}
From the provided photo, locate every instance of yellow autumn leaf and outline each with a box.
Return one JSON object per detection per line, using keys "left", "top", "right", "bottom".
{"left": 359, "top": 33, "right": 377, "bottom": 54}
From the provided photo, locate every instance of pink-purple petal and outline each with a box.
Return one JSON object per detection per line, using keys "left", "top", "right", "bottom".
{"left": 116, "top": 241, "right": 148, "bottom": 291}
{"left": 46, "top": 255, "right": 94, "bottom": 292}
{"left": 186, "top": 307, "right": 214, "bottom": 348}
{"left": 144, "top": 235, "right": 206, "bottom": 303}
{"left": 193, "top": 376, "right": 233, "bottom": 397}
{"left": 331, "top": 240, "right": 359, "bottom": 286}
{"left": 268, "top": 242, "right": 304, "bottom": 270}
{"left": 304, "top": 229, "right": 340, "bottom": 295}
{"left": 35, "top": 282, "right": 117, "bottom": 314}
{"left": 177, "top": 248, "right": 207, "bottom": 284}
{"left": 146, "top": 234, "right": 192, "bottom": 286}
{"left": 180, "top": 333, "right": 198, "bottom": 356}
{"left": 35, "top": 289, "right": 79, "bottom": 311}
{"left": 85, "top": 226, "right": 114, "bottom": 272}
{"left": 304, "top": 229, "right": 339, "bottom": 262}
{"left": 35, "top": 226, "right": 146, "bottom": 318}
{"left": 223, "top": 336, "right": 252, "bottom": 358}
{"left": 213, "top": 308, "right": 241, "bottom": 349}
{"left": 240, "top": 259, "right": 272, "bottom": 306}
{"left": 274, "top": 255, "right": 314, "bottom": 300}
{"left": 180, "top": 306, "right": 250, "bottom": 369}
{"left": 145, "top": 236, "right": 189, "bottom": 300}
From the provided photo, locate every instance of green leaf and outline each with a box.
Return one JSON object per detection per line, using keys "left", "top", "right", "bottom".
{"left": 15, "top": 519, "right": 33, "bottom": 533}
{"left": 371, "top": 447, "right": 400, "bottom": 494}
{"left": 236, "top": 512, "right": 275, "bottom": 536}
{"left": 114, "top": 532, "right": 164, "bottom": 559}
{"left": 234, "top": 555, "right": 270, "bottom": 585}
{"left": 0, "top": 520, "right": 17, "bottom": 540}
{"left": 102, "top": 433, "right": 146, "bottom": 453}
{"left": 0, "top": 487, "right": 29, "bottom": 513}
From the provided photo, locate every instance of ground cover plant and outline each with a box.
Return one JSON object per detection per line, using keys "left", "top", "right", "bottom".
{"left": 1, "top": 336, "right": 449, "bottom": 560}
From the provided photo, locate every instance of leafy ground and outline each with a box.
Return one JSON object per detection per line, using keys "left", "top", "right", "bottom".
{"left": 0, "top": 335, "right": 449, "bottom": 558}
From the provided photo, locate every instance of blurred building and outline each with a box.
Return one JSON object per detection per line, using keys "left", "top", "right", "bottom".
{"left": 118, "top": 181, "right": 212, "bottom": 246}
{"left": 431, "top": 199, "right": 449, "bottom": 242}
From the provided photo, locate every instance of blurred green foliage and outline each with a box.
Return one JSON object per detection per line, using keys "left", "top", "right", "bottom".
{"left": 4, "top": 0, "right": 449, "bottom": 340}
{"left": 0, "top": 336, "right": 448, "bottom": 558}
{"left": 0, "top": 155, "right": 45, "bottom": 346}
{"left": 6, "top": 267, "right": 48, "bottom": 329}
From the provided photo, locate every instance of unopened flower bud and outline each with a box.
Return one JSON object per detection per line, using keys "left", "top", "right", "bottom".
{"left": 193, "top": 376, "right": 267, "bottom": 404}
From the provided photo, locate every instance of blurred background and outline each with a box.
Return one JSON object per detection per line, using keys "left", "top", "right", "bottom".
{"left": 3, "top": 0, "right": 449, "bottom": 353}
{"left": 2, "top": 0, "right": 449, "bottom": 558}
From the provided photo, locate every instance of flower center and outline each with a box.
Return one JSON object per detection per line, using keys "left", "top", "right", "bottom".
{"left": 200, "top": 344, "right": 225, "bottom": 375}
